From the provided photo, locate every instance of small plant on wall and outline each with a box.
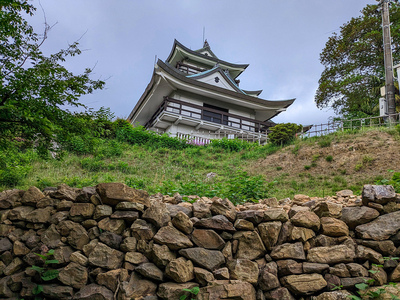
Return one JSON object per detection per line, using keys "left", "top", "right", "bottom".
{"left": 29, "top": 249, "right": 60, "bottom": 300}
{"left": 180, "top": 286, "right": 200, "bottom": 300}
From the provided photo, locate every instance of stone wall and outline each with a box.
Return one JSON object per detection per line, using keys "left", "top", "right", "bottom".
{"left": 1, "top": 183, "right": 400, "bottom": 300}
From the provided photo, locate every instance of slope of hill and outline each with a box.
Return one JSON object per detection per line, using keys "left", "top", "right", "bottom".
{"left": 247, "top": 128, "right": 400, "bottom": 198}
{"left": 2, "top": 127, "right": 400, "bottom": 202}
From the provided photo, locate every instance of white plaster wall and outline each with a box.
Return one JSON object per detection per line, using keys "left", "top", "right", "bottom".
{"left": 196, "top": 75, "right": 236, "bottom": 92}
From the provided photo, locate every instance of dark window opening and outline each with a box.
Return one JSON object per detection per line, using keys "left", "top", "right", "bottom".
{"left": 202, "top": 103, "right": 228, "bottom": 125}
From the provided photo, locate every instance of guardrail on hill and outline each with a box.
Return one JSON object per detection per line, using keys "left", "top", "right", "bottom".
{"left": 300, "top": 113, "right": 400, "bottom": 138}
{"left": 150, "top": 113, "right": 400, "bottom": 143}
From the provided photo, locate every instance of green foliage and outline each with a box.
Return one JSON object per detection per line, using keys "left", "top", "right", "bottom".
{"left": 30, "top": 249, "right": 59, "bottom": 300}
{"left": 209, "top": 137, "right": 257, "bottom": 152}
{"left": 316, "top": 3, "right": 400, "bottom": 116}
{"left": 155, "top": 171, "right": 274, "bottom": 205}
{"left": 0, "top": 1, "right": 105, "bottom": 150}
{"left": 376, "top": 170, "right": 400, "bottom": 193}
{"left": 0, "top": 142, "right": 36, "bottom": 186}
{"left": 348, "top": 259, "right": 400, "bottom": 300}
{"left": 116, "top": 124, "right": 190, "bottom": 150}
{"left": 180, "top": 286, "right": 200, "bottom": 300}
{"left": 326, "top": 155, "right": 333, "bottom": 162}
{"left": 125, "top": 177, "right": 147, "bottom": 190}
{"left": 318, "top": 136, "right": 332, "bottom": 148}
{"left": 268, "top": 123, "right": 303, "bottom": 146}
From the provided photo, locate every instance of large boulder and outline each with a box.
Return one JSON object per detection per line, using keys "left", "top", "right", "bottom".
{"left": 179, "top": 248, "right": 225, "bottom": 271}
{"left": 153, "top": 226, "right": 193, "bottom": 250}
{"left": 58, "top": 262, "right": 88, "bottom": 289}
{"left": 281, "top": 273, "right": 327, "bottom": 295}
{"left": 290, "top": 211, "right": 320, "bottom": 231}
{"left": 165, "top": 257, "right": 194, "bottom": 283}
{"left": 197, "top": 281, "right": 256, "bottom": 300}
{"left": 307, "top": 245, "right": 355, "bottom": 264}
{"left": 194, "top": 215, "right": 236, "bottom": 232}
{"left": 21, "top": 186, "right": 45, "bottom": 206}
{"left": 362, "top": 184, "right": 396, "bottom": 206}
{"left": 88, "top": 242, "right": 124, "bottom": 269}
{"left": 191, "top": 229, "right": 225, "bottom": 250}
{"left": 320, "top": 217, "right": 349, "bottom": 237}
{"left": 259, "top": 262, "right": 280, "bottom": 291}
{"left": 157, "top": 282, "right": 198, "bottom": 300}
{"left": 341, "top": 206, "right": 380, "bottom": 229}
{"left": 355, "top": 210, "right": 400, "bottom": 241}
{"left": 270, "top": 242, "right": 306, "bottom": 260}
{"left": 142, "top": 199, "right": 171, "bottom": 228}
{"left": 233, "top": 231, "right": 266, "bottom": 260}
{"left": 210, "top": 198, "right": 237, "bottom": 222}
{"left": 226, "top": 258, "right": 259, "bottom": 284}
{"left": 258, "top": 221, "right": 282, "bottom": 250}
{"left": 119, "top": 272, "right": 157, "bottom": 299}
{"left": 96, "top": 183, "right": 150, "bottom": 207}
{"left": 74, "top": 284, "right": 114, "bottom": 300}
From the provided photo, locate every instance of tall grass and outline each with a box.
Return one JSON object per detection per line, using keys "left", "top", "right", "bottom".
{"left": 2, "top": 125, "right": 400, "bottom": 202}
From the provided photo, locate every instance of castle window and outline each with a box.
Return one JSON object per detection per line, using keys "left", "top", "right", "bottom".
{"left": 202, "top": 103, "right": 228, "bottom": 125}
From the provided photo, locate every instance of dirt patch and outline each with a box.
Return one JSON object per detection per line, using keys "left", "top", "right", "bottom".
{"left": 246, "top": 130, "right": 400, "bottom": 196}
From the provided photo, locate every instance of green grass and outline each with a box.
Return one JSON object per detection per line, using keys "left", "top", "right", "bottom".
{"left": 2, "top": 125, "right": 400, "bottom": 203}
{"left": 1, "top": 138, "right": 280, "bottom": 204}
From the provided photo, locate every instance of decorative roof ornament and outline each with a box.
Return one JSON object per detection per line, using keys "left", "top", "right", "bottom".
{"left": 203, "top": 39, "right": 210, "bottom": 48}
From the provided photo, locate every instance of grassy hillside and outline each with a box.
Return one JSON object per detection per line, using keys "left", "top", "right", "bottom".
{"left": 2, "top": 126, "right": 400, "bottom": 203}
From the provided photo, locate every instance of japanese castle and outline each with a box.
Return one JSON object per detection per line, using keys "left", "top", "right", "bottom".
{"left": 128, "top": 40, "right": 295, "bottom": 143}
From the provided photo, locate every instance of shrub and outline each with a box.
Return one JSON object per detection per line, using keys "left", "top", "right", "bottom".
{"left": 116, "top": 125, "right": 190, "bottom": 150}
{"left": 209, "top": 137, "right": 257, "bottom": 152}
{"left": 268, "top": 123, "right": 303, "bottom": 146}
{"left": 155, "top": 171, "right": 274, "bottom": 205}
{"left": 318, "top": 136, "right": 332, "bottom": 148}
{"left": 0, "top": 146, "right": 36, "bottom": 186}
{"left": 325, "top": 155, "right": 333, "bottom": 162}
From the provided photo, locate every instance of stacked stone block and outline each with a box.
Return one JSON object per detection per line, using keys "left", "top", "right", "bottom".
{"left": 0, "top": 183, "right": 399, "bottom": 299}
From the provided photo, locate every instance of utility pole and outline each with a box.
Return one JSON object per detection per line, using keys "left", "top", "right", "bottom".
{"left": 381, "top": 0, "right": 396, "bottom": 120}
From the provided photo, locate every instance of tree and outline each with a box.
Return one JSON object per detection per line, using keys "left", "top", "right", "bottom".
{"left": 268, "top": 123, "right": 302, "bottom": 145}
{"left": 315, "top": 2, "right": 400, "bottom": 117}
{"left": 0, "top": 0, "right": 105, "bottom": 149}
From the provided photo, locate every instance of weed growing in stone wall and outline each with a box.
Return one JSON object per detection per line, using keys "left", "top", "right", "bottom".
{"left": 180, "top": 286, "right": 199, "bottom": 300}
{"left": 349, "top": 257, "right": 400, "bottom": 300}
{"left": 29, "top": 249, "right": 60, "bottom": 299}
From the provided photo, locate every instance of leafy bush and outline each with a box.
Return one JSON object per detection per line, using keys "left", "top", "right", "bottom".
{"left": 376, "top": 170, "right": 400, "bottom": 193}
{"left": 116, "top": 125, "right": 190, "bottom": 150}
{"left": 268, "top": 123, "right": 303, "bottom": 145}
{"left": 0, "top": 145, "right": 36, "bottom": 186}
{"left": 155, "top": 171, "right": 274, "bottom": 204}
{"left": 209, "top": 137, "right": 257, "bottom": 152}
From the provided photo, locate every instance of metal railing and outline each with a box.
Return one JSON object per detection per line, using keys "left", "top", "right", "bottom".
{"left": 176, "top": 131, "right": 266, "bottom": 144}
{"left": 145, "top": 97, "right": 274, "bottom": 133}
{"left": 300, "top": 113, "right": 400, "bottom": 138}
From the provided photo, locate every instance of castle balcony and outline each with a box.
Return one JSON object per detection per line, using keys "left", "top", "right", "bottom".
{"left": 144, "top": 97, "right": 274, "bottom": 142}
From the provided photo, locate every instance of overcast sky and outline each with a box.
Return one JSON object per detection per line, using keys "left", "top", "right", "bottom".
{"left": 30, "top": 0, "right": 375, "bottom": 126}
